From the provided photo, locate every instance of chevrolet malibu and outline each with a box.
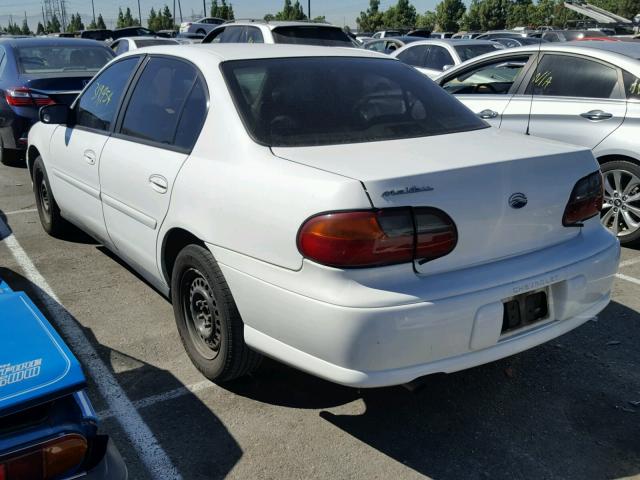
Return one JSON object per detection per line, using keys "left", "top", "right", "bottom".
{"left": 27, "top": 45, "right": 620, "bottom": 387}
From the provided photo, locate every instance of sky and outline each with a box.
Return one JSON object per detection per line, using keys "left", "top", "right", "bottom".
{"left": 0, "top": 0, "right": 442, "bottom": 29}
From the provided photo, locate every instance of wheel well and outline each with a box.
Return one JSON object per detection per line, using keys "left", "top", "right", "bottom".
{"left": 27, "top": 146, "right": 40, "bottom": 178}
{"left": 162, "top": 228, "right": 205, "bottom": 284}
{"left": 597, "top": 154, "right": 640, "bottom": 167}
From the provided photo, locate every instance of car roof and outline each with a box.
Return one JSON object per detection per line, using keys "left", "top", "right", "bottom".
{"left": 121, "top": 43, "right": 387, "bottom": 62}
{"left": 0, "top": 37, "right": 109, "bottom": 48}
{"left": 125, "top": 36, "right": 178, "bottom": 42}
{"left": 366, "top": 36, "right": 422, "bottom": 43}
{"left": 222, "top": 20, "right": 339, "bottom": 30}
{"left": 565, "top": 40, "right": 640, "bottom": 58}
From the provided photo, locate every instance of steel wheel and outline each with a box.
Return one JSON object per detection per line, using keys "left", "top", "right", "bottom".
{"left": 602, "top": 168, "right": 640, "bottom": 238}
{"left": 180, "top": 267, "right": 223, "bottom": 360}
{"left": 38, "top": 178, "right": 51, "bottom": 222}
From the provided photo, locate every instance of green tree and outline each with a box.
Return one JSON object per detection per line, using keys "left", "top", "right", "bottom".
{"left": 264, "top": 13, "right": 275, "bottom": 21}
{"left": 67, "top": 13, "right": 84, "bottom": 32}
{"left": 461, "top": 0, "right": 482, "bottom": 30}
{"left": 383, "top": 0, "right": 417, "bottom": 28}
{"left": 148, "top": 7, "right": 158, "bottom": 30}
{"left": 435, "top": 0, "right": 466, "bottom": 31}
{"left": 36, "top": 21, "right": 45, "bottom": 34}
{"left": 122, "top": 7, "right": 139, "bottom": 27}
{"left": 211, "top": 0, "right": 219, "bottom": 17}
{"left": 356, "top": 0, "right": 384, "bottom": 32}
{"left": 48, "top": 14, "right": 61, "bottom": 32}
{"left": 116, "top": 8, "right": 125, "bottom": 28}
{"left": 416, "top": 10, "right": 437, "bottom": 30}
{"left": 96, "top": 13, "right": 107, "bottom": 29}
{"left": 313, "top": 15, "right": 326, "bottom": 22}
{"left": 21, "top": 18, "right": 31, "bottom": 35}
{"left": 274, "top": 0, "right": 306, "bottom": 20}
{"left": 506, "top": 0, "right": 535, "bottom": 28}
{"left": 161, "top": 5, "right": 174, "bottom": 29}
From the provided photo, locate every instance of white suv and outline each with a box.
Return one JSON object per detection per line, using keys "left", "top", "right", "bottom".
{"left": 28, "top": 44, "right": 618, "bottom": 388}
{"left": 201, "top": 20, "right": 354, "bottom": 46}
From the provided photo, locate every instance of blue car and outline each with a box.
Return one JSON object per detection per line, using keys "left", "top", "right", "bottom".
{"left": 0, "top": 279, "right": 127, "bottom": 479}
{"left": 0, "top": 38, "right": 114, "bottom": 165}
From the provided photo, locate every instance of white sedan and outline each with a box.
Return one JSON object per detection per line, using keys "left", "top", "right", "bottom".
{"left": 27, "top": 45, "right": 619, "bottom": 388}
{"left": 392, "top": 39, "right": 503, "bottom": 78}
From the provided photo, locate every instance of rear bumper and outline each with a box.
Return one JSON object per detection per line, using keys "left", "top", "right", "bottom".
{"left": 215, "top": 226, "right": 620, "bottom": 388}
{"left": 1, "top": 109, "right": 36, "bottom": 150}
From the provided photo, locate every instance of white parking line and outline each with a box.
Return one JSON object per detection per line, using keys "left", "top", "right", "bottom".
{"left": 97, "top": 380, "right": 214, "bottom": 420}
{"left": 616, "top": 273, "right": 640, "bottom": 286}
{"left": 0, "top": 219, "right": 182, "bottom": 480}
{"left": 3, "top": 208, "right": 37, "bottom": 216}
{"left": 619, "top": 256, "right": 640, "bottom": 269}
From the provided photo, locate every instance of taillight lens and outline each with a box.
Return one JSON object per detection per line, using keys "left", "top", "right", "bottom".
{"left": 0, "top": 434, "right": 87, "bottom": 480}
{"left": 5, "top": 87, "right": 54, "bottom": 107}
{"left": 563, "top": 171, "right": 603, "bottom": 226}
{"left": 297, "top": 207, "right": 457, "bottom": 268}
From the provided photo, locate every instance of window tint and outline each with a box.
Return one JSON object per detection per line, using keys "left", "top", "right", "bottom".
{"left": 218, "top": 26, "right": 244, "bottom": 43}
{"left": 174, "top": 77, "right": 208, "bottom": 149}
{"left": 135, "top": 39, "right": 178, "bottom": 47}
{"left": 425, "top": 46, "right": 454, "bottom": 70}
{"left": 16, "top": 46, "right": 112, "bottom": 73}
{"left": 526, "top": 55, "right": 620, "bottom": 99}
{"left": 454, "top": 44, "right": 499, "bottom": 62}
{"left": 76, "top": 57, "right": 138, "bottom": 131}
{"left": 120, "top": 57, "right": 199, "bottom": 147}
{"left": 114, "top": 41, "right": 129, "bottom": 55}
{"left": 442, "top": 56, "right": 530, "bottom": 95}
{"left": 208, "top": 27, "right": 225, "bottom": 43}
{"left": 365, "top": 40, "right": 386, "bottom": 52}
{"left": 245, "top": 27, "right": 264, "bottom": 43}
{"left": 221, "top": 57, "right": 487, "bottom": 147}
{"left": 396, "top": 45, "right": 428, "bottom": 67}
{"left": 271, "top": 26, "right": 353, "bottom": 47}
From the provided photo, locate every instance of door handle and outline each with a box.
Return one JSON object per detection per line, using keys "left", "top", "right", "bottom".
{"left": 149, "top": 174, "right": 168, "bottom": 194}
{"left": 478, "top": 109, "right": 499, "bottom": 119}
{"left": 83, "top": 149, "right": 96, "bottom": 165}
{"left": 580, "top": 110, "right": 613, "bottom": 121}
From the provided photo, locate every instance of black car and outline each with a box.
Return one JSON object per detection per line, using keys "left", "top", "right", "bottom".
{"left": 111, "top": 27, "right": 171, "bottom": 39}
{"left": 0, "top": 37, "right": 114, "bottom": 164}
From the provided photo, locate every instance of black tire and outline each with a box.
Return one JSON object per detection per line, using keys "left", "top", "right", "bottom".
{"left": 196, "top": 28, "right": 206, "bottom": 35}
{"left": 171, "top": 244, "right": 262, "bottom": 382}
{"left": 33, "top": 156, "right": 70, "bottom": 237}
{"left": 600, "top": 160, "right": 640, "bottom": 247}
{"left": 0, "top": 141, "right": 19, "bottom": 166}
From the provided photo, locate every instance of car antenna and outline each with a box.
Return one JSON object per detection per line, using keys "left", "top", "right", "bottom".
{"left": 525, "top": 34, "right": 543, "bottom": 136}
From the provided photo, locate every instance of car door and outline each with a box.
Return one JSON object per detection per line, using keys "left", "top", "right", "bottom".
{"left": 99, "top": 56, "right": 208, "bottom": 281}
{"left": 439, "top": 53, "right": 535, "bottom": 128}
{"left": 47, "top": 56, "right": 140, "bottom": 244}
{"left": 523, "top": 53, "right": 626, "bottom": 148}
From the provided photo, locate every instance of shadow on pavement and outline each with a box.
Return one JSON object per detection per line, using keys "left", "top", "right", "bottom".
{"left": 0, "top": 267, "right": 242, "bottom": 480}
{"left": 229, "top": 301, "right": 640, "bottom": 480}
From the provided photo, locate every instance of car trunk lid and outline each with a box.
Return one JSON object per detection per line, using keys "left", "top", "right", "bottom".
{"left": 21, "top": 73, "right": 94, "bottom": 105}
{"left": 272, "top": 128, "right": 597, "bottom": 275}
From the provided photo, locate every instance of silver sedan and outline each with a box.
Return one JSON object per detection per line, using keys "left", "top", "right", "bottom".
{"left": 436, "top": 41, "right": 640, "bottom": 245}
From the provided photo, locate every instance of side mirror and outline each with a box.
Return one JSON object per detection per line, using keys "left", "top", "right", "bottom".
{"left": 39, "top": 104, "right": 73, "bottom": 125}
{"left": 442, "top": 64, "right": 454, "bottom": 71}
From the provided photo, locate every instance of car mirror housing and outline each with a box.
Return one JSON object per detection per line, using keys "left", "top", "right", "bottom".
{"left": 39, "top": 104, "right": 73, "bottom": 125}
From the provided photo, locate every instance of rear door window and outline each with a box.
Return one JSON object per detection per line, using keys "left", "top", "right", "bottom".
{"left": 218, "top": 26, "right": 245, "bottom": 43}
{"left": 396, "top": 45, "right": 429, "bottom": 67}
{"left": 245, "top": 27, "right": 264, "bottom": 44}
{"left": 120, "top": 57, "right": 205, "bottom": 149}
{"left": 525, "top": 54, "right": 621, "bottom": 99}
{"left": 425, "top": 46, "right": 454, "bottom": 70}
{"left": 114, "top": 40, "right": 129, "bottom": 55}
{"left": 76, "top": 57, "right": 139, "bottom": 132}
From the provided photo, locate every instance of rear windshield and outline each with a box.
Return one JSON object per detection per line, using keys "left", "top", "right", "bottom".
{"left": 454, "top": 44, "right": 500, "bottom": 62}
{"left": 221, "top": 57, "right": 487, "bottom": 147}
{"left": 135, "top": 39, "right": 178, "bottom": 47}
{"left": 17, "top": 46, "right": 112, "bottom": 73}
{"left": 271, "top": 26, "right": 353, "bottom": 47}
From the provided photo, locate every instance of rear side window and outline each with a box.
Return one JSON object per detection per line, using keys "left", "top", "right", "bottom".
{"left": 245, "top": 27, "right": 264, "bottom": 44}
{"left": 396, "top": 45, "right": 428, "bottom": 67}
{"left": 271, "top": 26, "right": 353, "bottom": 47}
{"left": 454, "top": 44, "right": 500, "bottom": 62}
{"left": 217, "top": 26, "right": 244, "bottom": 43}
{"left": 120, "top": 57, "right": 205, "bottom": 149}
{"left": 114, "top": 41, "right": 129, "bottom": 55}
{"left": 16, "top": 46, "right": 112, "bottom": 73}
{"left": 76, "top": 57, "right": 138, "bottom": 131}
{"left": 222, "top": 57, "right": 487, "bottom": 147}
{"left": 526, "top": 54, "right": 620, "bottom": 99}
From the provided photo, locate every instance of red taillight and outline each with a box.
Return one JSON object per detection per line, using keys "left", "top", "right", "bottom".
{"left": 0, "top": 434, "right": 87, "bottom": 480}
{"left": 297, "top": 208, "right": 457, "bottom": 268}
{"left": 563, "top": 171, "right": 604, "bottom": 226}
{"left": 5, "top": 88, "right": 54, "bottom": 107}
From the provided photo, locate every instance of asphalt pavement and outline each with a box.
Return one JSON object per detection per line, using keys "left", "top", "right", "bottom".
{"left": 1, "top": 159, "right": 639, "bottom": 480}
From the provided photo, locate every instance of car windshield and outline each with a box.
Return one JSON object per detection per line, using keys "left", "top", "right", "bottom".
{"left": 271, "top": 26, "right": 353, "bottom": 47}
{"left": 454, "top": 44, "right": 500, "bottom": 62}
{"left": 221, "top": 57, "right": 487, "bottom": 147}
{"left": 17, "top": 46, "right": 112, "bottom": 73}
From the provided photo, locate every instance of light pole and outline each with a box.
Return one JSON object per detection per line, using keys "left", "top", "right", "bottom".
{"left": 308, "top": 0, "right": 311, "bottom": 19}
